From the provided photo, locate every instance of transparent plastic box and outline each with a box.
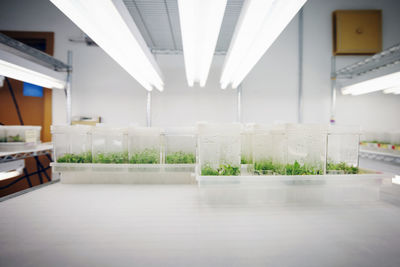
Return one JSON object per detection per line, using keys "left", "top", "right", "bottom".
{"left": 164, "top": 127, "right": 196, "bottom": 164}
{"left": 51, "top": 125, "right": 92, "bottom": 163}
{"left": 3, "top": 125, "right": 41, "bottom": 143}
{"left": 128, "top": 127, "right": 162, "bottom": 164}
{"left": 0, "top": 126, "right": 6, "bottom": 143}
{"left": 241, "top": 124, "right": 254, "bottom": 165}
{"left": 253, "top": 124, "right": 287, "bottom": 175}
{"left": 327, "top": 125, "right": 360, "bottom": 174}
{"left": 92, "top": 126, "right": 128, "bottom": 164}
{"left": 197, "top": 122, "right": 241, "bottom": 176}
{"left": 286, "top": 124, "right": 327, "bottom": 175}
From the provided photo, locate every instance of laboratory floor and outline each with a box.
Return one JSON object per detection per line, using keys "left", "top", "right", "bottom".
{"left": 1, "top": 183, "right": 400, "bottom": 267}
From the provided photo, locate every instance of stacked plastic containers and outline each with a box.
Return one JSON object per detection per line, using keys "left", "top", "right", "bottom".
{"left": 92, "top": 126, "right": 128, "bottom": 163}
{"left": 286, "top": 124, "right": 327, "bottom": 175}
{"left": 51, "top": 125, "right": 92, "bottom": 163}
{"left": 327, "top": 125, "right": 360, "bottom": 174}
{"left": 128, "top": 127, "right": 162, "bottom": 164}
{"left": 197, "top": 122, "right": 241, "bottom": 176}
{"left": 164, "top": 127, "right": 196, "bottom": 164}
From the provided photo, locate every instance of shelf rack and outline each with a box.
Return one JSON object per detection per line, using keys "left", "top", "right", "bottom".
{"left": 330, "top": 43, "right": 400, "bottom": 123}
{"left": 0, "top": 32, "right": 71, "bottom": 72}
{"left": 0, "top": 33, "right": 73, "bottom": 123}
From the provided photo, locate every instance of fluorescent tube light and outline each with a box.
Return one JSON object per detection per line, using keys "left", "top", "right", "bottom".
{"left": 50, "top": 0, "right": 164, "bottom": 91}
{"left": 178, "top": 0, "right": 227, "bottom": 87}
{"left": 0, "top": 169, "right": 23, "bottom": 181}
{"left": 342, "top": 71, "right": 400, "bottom": 96}
{"left": 383, "top": 87, "right": 400, "bottom": 94}
{"left": 0, "top": 50, "right": 66, "bottom": 89}
{"left": 220, "top": 0, "right": 307, "bottom": 89}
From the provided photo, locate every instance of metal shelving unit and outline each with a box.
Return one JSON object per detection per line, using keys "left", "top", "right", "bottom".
{"left": 0, "top": 32, "right": 73, "bottom": 123}
{"left": 330, "top": 43, "right": 400, "bottom": 123}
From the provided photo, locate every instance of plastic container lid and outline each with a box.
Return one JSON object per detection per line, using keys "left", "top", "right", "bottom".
{"left": 51, "top": 125, "right": 92, "bottom": 134}
{"left": 128, "top": 126, "right": 162, "bottom": 136}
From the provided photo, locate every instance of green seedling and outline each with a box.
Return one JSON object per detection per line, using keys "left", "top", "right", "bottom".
{"left": 93, "top": 152, "right": 129, "bottom": 164}
{"left": 129, "top": 149, "right": 159, "bottom": 164}
{"left": 57, "top": 152, "right": 92, "bottom": 163}
{"left": 201, "top": 164, "right": 240, "bottom": 176}
{"left": 254, "top": 160, "right": 323, "bottom": 175}
{"left": 327, "top": 162, "right": 358, "bottom": 174}
{"left": 0, "top": 137, "right": 7, "bottom": 142}
{"left": 241, "top": 156, "right": 253, "bottom": 164}
{"left": 8, "top": 134, "right": 23, "bottom": 142}
{"left": 166, "top": 151, "right": 195, "bottom": 164}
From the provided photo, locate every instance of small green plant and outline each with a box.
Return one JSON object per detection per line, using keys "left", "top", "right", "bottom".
{"left": 166, "top": 151, "right": 195, "bottom": 164}
{"left": 241, "top": 156, "right": 253, "bottom": 164}
{"left": 327, "top": 162, "right": 358, "bottom": 174}
{"left": 201, "top": 164, "right": 240, "bottom": 176}
{"left": 254, "top": 160, "right": 323, "bottom": 175}
{"left": 8, "top": 134, "right": 23, "bottom": 142}
{"left": 0, "top": 137, "right": 7, "bottom": 142}
{"left": 129, "top": 149, "right": 159, "bottom": 164}
{"left": 93, "top": 152, "right": 129, "bottom": 164}
{"left": 57, "top": 152, "right": 92, "bottom": 163}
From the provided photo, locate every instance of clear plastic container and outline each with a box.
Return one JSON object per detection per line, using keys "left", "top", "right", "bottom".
{"left": 3, "top": 125, "right": 41, "bottom": 143}
{"left": 92, "top": 126, "right": 128, "bottom": 164}
{"left": 51, "top": 125, "right": 92, "bottom": 163}
{"left": 128, "top": 127, "right": 162, "bottom": 164}
{"left": 197, "top": 122, "right": 241, "bottom": 176}
{"left": 253, "top": 124, "right": 288, "bottom": 175}
{"left": 327, "top": 125, "right": 360, "bottom": 174}
{"left": 286, "top": 124, "right": 327, "bottom": 175}
{"left": 164, "top": 127, "right": 196, "bottom": 164}
{"left": 0, "top": 126, "right": 6, "bottom": 143}
{"left": 241, "top": 124, "right": 254, "bottom": 165}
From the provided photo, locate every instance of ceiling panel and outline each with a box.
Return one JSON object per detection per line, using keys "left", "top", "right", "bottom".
{"left": 123, "top": 0, "right": 244, "bottom": 53}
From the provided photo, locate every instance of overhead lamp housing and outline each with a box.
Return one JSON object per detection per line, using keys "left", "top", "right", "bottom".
{"left": 50, "top": 0, "right": 164, "bottom": 91}
{"left": 220, "top": 0, "right": 307, "bottom": 89}
{"left": 178, "top": 0, "right": 227, "bottom": 87}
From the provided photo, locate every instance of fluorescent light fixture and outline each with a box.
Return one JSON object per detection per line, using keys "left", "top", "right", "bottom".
{"left": 50, "top": 0, "right": 164, "bottom": 91}
{"left": 220, "top": 0, "right": 307, "bottom": 89}
{"left": 383, "top": 87, "right": 400, "bottom": 94}
{"left": 342, "top": 71, "right": 400, "bottom": 96}
{"left": 0, "top": 50, "right": 66, "bottom": 89}
{"left": 0, "top": 169, "right": 23, "bottom": 181}
{"left": 178, "top": 0, "right": 227, "bottom": 87}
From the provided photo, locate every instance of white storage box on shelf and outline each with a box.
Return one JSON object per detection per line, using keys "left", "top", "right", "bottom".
{"left": 252, "top": 124, "right": 287, "bottom": 176}
{"left": 51, "top": 125, "right": 92, "bottom": 163}
{"left": 197, "top": 122, "right": 241, "bottom": 177}
{"left": 128, "top": 127, "right": 162, "bottom": 164}
{"left": 0, "top": 125, "right": 41, "bottom": 151}
{"left": 327, "top": 125, "right": 360, "bottom": 174}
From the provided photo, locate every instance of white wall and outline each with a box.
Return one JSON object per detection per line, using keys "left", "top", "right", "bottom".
{"left": 0, "top": 0, "right": 399, "bottom": 130}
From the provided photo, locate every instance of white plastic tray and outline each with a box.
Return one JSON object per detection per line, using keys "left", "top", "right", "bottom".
{"left": 196, "top": 171, "right": 394, "bottom": 204}
{"left": 51, "top": 163, "right": 196, "bottom": 184}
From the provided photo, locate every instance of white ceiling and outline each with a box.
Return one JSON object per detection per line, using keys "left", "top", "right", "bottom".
{"left": 123, "top": 0, "right": 244, "bottom": 53}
